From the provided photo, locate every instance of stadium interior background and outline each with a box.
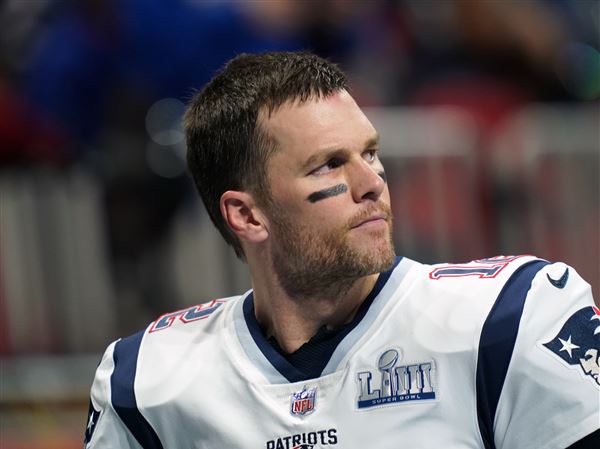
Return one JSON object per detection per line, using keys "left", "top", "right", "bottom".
{"left": 0, "top": 0, "right": 599, "bottom": 447}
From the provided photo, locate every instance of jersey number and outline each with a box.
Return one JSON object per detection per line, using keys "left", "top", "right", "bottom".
{"left": 429, "top": 255, "right": 526, "bottom": 280}
{"left": 149, "top": 300, "right": 224, "bottom": 332}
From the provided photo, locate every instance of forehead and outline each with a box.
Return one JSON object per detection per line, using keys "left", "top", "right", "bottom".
{"left": 259, "top": 90, "right": 377, "bottom": 166}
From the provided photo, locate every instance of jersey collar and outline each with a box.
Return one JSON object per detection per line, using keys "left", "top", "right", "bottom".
{"left": 233, "top": 256, "right": 415, "bottom": 383}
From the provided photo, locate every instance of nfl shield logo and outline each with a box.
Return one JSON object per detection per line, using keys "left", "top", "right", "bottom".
{"left": 290, "top": 386, "right": 317, "bottom": 416}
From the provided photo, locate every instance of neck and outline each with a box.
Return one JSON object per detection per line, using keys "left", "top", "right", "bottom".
{"left": 249, "top": 263, "right": 379, "bottom": 353}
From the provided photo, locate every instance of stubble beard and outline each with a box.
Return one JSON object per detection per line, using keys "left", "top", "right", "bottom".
{"left": 268, "top": 203, "right": 396, "bottom": 300}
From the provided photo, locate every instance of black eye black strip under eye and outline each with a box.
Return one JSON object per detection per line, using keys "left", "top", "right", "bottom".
{"left": 307, "top": 184, "right": 348, "bottom": 203}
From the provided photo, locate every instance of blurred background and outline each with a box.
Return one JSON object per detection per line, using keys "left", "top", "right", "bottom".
{"left": 0, "top": 0, "right": 598, "bottom": 447}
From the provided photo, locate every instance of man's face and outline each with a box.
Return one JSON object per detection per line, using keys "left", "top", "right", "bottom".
{"left": 579, "top": 348, "right": 600, "bottom": 385}
{"left": 259, "top": 90, "right": 395, "bottom": 298}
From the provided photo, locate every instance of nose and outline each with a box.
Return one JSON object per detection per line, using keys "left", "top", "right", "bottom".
{"left": 349, "top": 158, "right": 386, "bottom": 203}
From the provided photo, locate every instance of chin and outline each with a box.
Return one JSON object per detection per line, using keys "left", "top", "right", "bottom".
{"left": 353, "top": 241, "right": 396, "bottom": 272}
{"left": 355, "top": 230, "right": 394, "bottom": 253}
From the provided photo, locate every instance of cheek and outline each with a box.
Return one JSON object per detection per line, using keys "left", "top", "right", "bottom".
{"left": 311, "top": 203, "right": 350, "bottom": 231}
{"left": 282, "top": 200, "right": 347, "bottom": 232}
{"left": 270, "top": 181, "right": 353, "bottom": 228}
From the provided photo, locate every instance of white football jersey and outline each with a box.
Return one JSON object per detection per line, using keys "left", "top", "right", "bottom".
{"left": 84, "top": 256, "right": 599, "bottom": 449}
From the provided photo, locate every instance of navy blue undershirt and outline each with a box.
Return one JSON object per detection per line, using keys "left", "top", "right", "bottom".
{"left": 243, "top": 257, "right": 402, "bottom": 382}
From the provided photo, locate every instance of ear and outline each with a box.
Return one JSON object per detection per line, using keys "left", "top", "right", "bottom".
{"left": 220, "top": 191, "right": 269, "bottom": 244}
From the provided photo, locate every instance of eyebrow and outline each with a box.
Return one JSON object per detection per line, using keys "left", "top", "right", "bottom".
{"left": 302, "top": 134, "right": 380, "bottom": 172}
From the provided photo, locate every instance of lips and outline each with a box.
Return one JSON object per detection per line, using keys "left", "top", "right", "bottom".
{"left": 350, "top": 212, "right": 389, "bottom": 229}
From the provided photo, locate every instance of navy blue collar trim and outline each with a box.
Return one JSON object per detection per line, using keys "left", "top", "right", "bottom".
{"left": 242, "top": 256, "right": 403, "bottom": 382}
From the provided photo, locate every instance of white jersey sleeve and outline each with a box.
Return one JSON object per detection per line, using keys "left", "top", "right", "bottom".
{"left": 84, "top": 338, "right": 145, "bottom": 449}
{"left": 489, "top": 262, "right": 599, "bottom": 449}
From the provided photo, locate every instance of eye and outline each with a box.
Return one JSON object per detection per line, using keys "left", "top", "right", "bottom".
{"left": 363, "top": 149, "right": 378, "bottom": 163}
{"left": 311, "top": 157, "right": 344, "bottom": 175}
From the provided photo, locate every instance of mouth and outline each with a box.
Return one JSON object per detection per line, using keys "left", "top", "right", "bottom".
{"left": 351, "top": 213, "right": 389, "bottom": 229}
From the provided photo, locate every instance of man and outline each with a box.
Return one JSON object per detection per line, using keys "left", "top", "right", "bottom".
{"left": 85, "top": 52, "right": 599, "bottom": 448}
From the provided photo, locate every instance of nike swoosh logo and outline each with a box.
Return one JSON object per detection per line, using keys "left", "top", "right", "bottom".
{"left": 547, "top": 267, "right": 569, "bottom": 289}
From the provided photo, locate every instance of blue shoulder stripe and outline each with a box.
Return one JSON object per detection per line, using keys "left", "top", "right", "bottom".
{"left": 476, "top": 259, "right": 549, "bottom": 449}
{"left": 111, "top": 329, "right": 164, "bottom": 449}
